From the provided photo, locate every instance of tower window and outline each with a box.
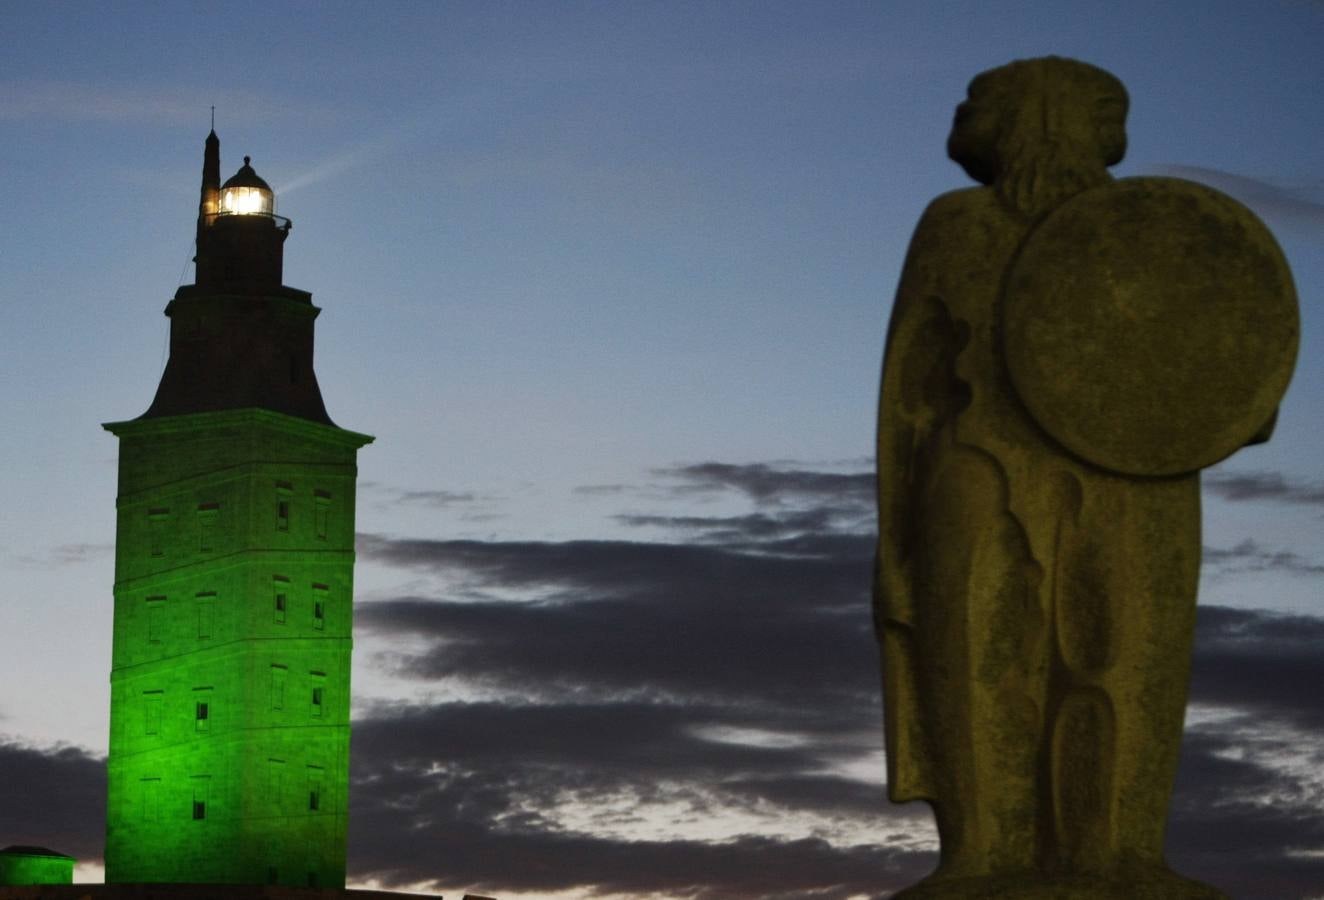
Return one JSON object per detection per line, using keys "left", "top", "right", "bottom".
{"left": 197, "top": 503, "right": 219, "bottom": 552}
{"left": 314, "top": 490, "right": 331, "bottom": 540}
{"left": 276, "top": 483, "right": 293, "bottom": 532}
{"left": 148, "top": 508, "right": 169, "bottom": 557}
{"left": 195, "top": 701, "right": 209, "bottom": 731}
{"left": 191, "top": 777, "right": 210, "bottom": 820}
{"left": 307, "top": 766, "right": 324, "bottom": 814}
{"left": 273, "top": 576, "right": 289, "bottom": 624}
{"left": 311, "top": 686, "right": 324, "bottom": 716}
{"left": 196, "top": 591, "right": 215, "bottom": 640}
{"left": 312, "top": 584, "right": 328, "bottom": 630}
{"left": 146, "top": 596, "right": 166, "bottom": 645}
{"left": 270, "top": 665, "right": 287, "bottom": 710}
{"left": 268, "top": 758, "right": 285, "bottom": 808}
{"left": 141, "top": 777, "right": 161, "bottom": 822}
{"left": 144, "top": 691, "right": 163, "bottom": 736}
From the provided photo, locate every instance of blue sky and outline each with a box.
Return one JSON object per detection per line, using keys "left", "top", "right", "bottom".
{"left": 1, "top": 2, "right": 1322, "bottom": 897}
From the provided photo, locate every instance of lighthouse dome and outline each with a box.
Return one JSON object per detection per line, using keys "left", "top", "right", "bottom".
{"left": 219, "top": 156, "right": 274, "bottom": 216}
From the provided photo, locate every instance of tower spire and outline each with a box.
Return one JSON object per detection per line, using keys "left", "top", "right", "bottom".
{"left": 197, "top": 128, "right": 220, "bottom": 243}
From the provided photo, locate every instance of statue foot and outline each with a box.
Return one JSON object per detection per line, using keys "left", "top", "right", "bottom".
{"left": 890, "top": 865, "right": 1227, "bottom": 900}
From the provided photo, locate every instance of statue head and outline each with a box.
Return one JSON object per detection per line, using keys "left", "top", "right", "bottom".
{"left": 947, "top": 57, "right": 1128, "bottom": 217}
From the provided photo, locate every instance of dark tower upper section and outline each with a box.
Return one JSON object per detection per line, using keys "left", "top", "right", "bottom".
{"left": 141, "top": 132, "right": 334, "bottom": 425}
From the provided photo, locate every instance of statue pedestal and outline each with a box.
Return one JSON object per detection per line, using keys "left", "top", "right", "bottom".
{"left": 893, "top": 867, "right": 1226, "bottom": 900}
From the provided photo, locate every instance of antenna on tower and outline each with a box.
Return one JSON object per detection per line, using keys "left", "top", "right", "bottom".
{"left": 210, "top": 105, "right": 215, "bottom": 130}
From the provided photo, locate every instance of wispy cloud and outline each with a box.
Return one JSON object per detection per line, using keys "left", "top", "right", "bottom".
{"left": 395, "top": 490, "right": 479, "bottom": 508}
{"left": 1150, "top": 164, "right": 1324, "bottom": 234}
{"left": 0, "top": 81, "right": 290, "bottom": 125}
{"left": 8, "top": 542, "right": 114, "bottom": 568}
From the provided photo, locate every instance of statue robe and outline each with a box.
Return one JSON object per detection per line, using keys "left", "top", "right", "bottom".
{"left": 874, "top": 185, "right": 1202, "bottom": 874}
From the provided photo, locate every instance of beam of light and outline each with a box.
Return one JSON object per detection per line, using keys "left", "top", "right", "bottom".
{"left": 275, "top": 132, "right": 407, "bottom": 197}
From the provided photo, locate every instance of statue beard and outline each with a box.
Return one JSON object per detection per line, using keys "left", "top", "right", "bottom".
{"left": 994, "top": 133, "right": 1114, "bottom": 223}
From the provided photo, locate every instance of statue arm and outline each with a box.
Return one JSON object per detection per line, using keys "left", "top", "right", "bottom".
{"left": 875, "top": 194, "right": 974, "bottom": 802}
{"left": 875, "top": 196, "right": 967, "bottom": 631}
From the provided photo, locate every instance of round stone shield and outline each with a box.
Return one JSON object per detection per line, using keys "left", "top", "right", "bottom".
{"left": 1002, "top": 177, "right": 1298, "bottom": 477}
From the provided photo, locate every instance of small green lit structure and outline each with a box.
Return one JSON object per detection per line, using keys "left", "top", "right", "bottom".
{"left": 102, "top": 132, "right": 372, "bottom": 887}
{"left": 0, "top": 847, "right": 74, "bottom": 886}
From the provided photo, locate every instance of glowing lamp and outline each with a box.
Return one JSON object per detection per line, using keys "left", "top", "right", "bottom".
{"left": 218, "top": 155, "right": 275, "bottom": 216}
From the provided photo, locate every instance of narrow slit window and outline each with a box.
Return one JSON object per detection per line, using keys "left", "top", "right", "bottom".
{"left": 196, "top": 591, "right": 215, "bottom": 640}
{"left": 312, "top": 584, "right": 328, "bottom": 630}
{"left": 270, "top": 665, "right": 287, "bottom": 710}
{"left": 268, "top": 758, "right": 285, "bottom": 809}
{"left": 314, "top": 490, "right": 331, "bottom": 541}
{"left": 146, "top": 596, "right": 166, "bottom": 645}
{"left": 273, "top": 576, "right": 289, "bottom": 624}
{"left": 197, "top": 503, "right": 220, "bottom": 552}
{"left": 191, "top": 776, "right": 210, "bottom": 820}
{"left": 311, "top": 672, "right": 326, "bottom": 717}
{"left": 144, "top": 691, "right": 163, "bottom": 736}
{"left": 141, "top": 777, "right": 161, "bottom": 822}
{"left": 148, "top": 508, "right": 169, "bottom": 557}
{"left": 276, "top": 482, "right": 293, "bottom": 532}
{"left": 307, "top": 766, "right": 324, "bottom": 813}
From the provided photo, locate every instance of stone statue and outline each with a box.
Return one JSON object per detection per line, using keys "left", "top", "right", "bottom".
{"left": 874, "top": 57, "right": 1298, "bottom": 899}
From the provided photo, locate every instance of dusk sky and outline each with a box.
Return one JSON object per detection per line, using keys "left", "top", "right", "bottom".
{"left": 2, "top": 2, "right": 1322, "bottom": 898}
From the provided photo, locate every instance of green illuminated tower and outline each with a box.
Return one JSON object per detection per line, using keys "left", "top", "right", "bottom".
{"left": 103, "top": 132, "right": 372, "bottom": 888}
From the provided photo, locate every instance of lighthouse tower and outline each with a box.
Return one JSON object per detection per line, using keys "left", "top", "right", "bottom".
{"left": 103, "top": 132, "right": 371, "bottom": 888}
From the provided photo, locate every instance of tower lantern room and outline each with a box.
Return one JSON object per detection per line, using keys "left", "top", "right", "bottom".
{"left": 194, "top": 132, "right": 290, "bottom": 292}
{"left": 219, "top": 156, "right": 275, "bottom": 216}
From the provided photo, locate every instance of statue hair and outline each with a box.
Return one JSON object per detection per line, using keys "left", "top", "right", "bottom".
{"left": 950, "top": 57, "right": 1129, "bottom": 221}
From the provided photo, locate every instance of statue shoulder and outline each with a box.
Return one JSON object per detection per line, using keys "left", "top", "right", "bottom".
{"left": 912, "top": 186, "right": 1003, "bottom": 232}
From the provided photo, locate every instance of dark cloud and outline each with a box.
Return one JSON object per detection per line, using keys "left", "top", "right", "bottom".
{"left": 0, "top": 741, "right": 105, "bottom": 862}
{"left": 355, "top": 533, "right": 877, "bottom": 724}
{"left": 613, "top": 507, "right": 839, "bottom": 543}
{"left": 1203, "top": 538, "right": 1324, "bottom": 578}
{"left": 1167, "top": 728, "right": 1324, "bottom": 899}
{"left": 1151, "top": 164, "right": 1324, "bottom": 234}
{"left": 656, "top": 462, "right": 874, "bottom": 508}
{"left": 1204, "top": 470, "right": 1324, "bottom": 507}
{"left": 1189, "top": 605, "right": 1324, "bottom": 730}
{"left": 347, "top": 703, "right": 928, "bottom": 898}
{"left": 351, "top": 459, "right": 1324, "bottom": 897}
{"left": 13, "top": 461, "right": 1319, "bottom": 897}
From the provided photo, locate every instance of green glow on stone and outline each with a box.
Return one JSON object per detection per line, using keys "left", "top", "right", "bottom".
{"left": 0, "top": 850, "right": 74, "bottom": 886}
{"left": 103, "top": 408, "right": 371, "bottom": 887}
